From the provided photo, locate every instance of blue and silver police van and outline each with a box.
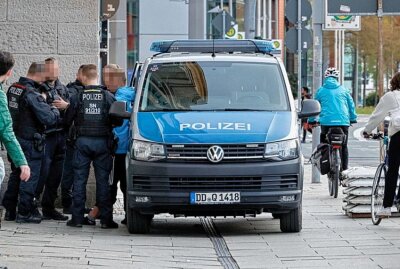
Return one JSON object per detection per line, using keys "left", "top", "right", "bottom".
{"left": 111, "top": 39, "right": 320, "bottom": 234}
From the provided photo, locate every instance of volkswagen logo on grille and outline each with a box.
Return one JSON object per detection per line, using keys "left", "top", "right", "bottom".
{"left": 207, "top": 145, "right": 224, "bottom": 163}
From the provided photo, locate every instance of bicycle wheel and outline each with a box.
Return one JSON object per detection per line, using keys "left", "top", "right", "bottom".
{"left": 329, "top": 149, "right": 340, "bottom": 198}
{"left": 328, "top": 172, "right": 333, "bottom": 197}
{"left": 371, "top": 163, "right": 386, "bottom": 225}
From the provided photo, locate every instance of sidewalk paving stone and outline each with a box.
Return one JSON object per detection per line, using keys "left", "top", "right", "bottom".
{"left": 1, "top": 165, "right": 400, "bottom": 268}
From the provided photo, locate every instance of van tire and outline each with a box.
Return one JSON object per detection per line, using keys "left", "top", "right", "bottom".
{"left": 127, "top": 208, "right": 151, "bottom": 234}
{"left": 280, "top": 204, "right": 302, "bottom": 233}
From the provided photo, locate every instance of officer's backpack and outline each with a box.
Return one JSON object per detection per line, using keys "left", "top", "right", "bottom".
{"left": 75, "top": 88, "right": 110, "bottom": 137}
{"left": 311, "top": 143, "right": 330, "bottom": 175}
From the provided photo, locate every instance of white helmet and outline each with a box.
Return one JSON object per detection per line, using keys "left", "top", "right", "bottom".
{"left": 324, "top": 67, "right": 340, "bottom": 79}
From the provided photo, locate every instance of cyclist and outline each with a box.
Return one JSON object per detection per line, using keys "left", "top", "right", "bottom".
{"left": 363, "top": 72, "right": 400, "bottom": 217}
{"left": 309, "top": 67, "right": 358, "bottom": 174}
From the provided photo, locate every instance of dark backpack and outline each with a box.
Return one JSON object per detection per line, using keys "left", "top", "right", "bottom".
{"left": 311, "top": 143, "right": 330, "bottom": 175}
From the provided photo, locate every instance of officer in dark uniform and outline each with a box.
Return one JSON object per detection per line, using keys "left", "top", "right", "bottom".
{"left": 4, "top": 62, "right": 60, "bottom": 223}
{"left": 34, "top": 58, "right": 69, "bottom": 221}
{"left": 64, "top": 64, "right": 119, "bottom": 228}
{"left": 61, "top": 65, "right": 85, "bottom": 213}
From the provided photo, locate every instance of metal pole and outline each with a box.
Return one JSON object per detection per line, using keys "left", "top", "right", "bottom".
{"left": 342, "top": 30, "right": 345, "bottom": 84}
{"left": 244, "top": 0, "right": 257, "bottom": 39}
{"left": 311, "top": 0, "right": 323, "bottom": 184}
{"left": 222, "top": 10, "right": 226, "bottom": 39}
{"left": 257, "top": 0, "right": 261, "bottom": 37}
{"left": 267, "top": 0, "right": 272, "bottom": 39}
{"left": 262, "top": 0, "right": 267, "bottom": 39}
{"left": 297, "top": 0, "right": 302, "bottom": 111}
{"left": 354, "top": 37, "right": 359, "bottom": 106}
{"left": 378, "top": 0, "right": 384, "bottom": 98}
{"left": 312, "top": 126, "right": 321, "bottom": 183}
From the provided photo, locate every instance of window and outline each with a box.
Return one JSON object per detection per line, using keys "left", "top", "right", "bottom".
{"left": 140, "top": 61, "right": 289, "bottom": 111}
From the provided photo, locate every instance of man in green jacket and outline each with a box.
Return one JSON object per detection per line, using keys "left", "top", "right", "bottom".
{"left": 0, "top": 51, "right": 31, "bottom": 221}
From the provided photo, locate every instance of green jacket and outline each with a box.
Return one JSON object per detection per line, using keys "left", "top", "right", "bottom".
{"left": 0, "top": 84, "right": 27, "bottom": 167}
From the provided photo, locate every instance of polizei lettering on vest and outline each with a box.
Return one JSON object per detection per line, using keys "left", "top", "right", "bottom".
{"left": 179, "top": 122, "right": 251, "bottom": 131}
{"left": 83, "top": 93, "right": 103, "bottom": 101}
{"left": 8, "top": 87, "right": 23, "bottom": 95}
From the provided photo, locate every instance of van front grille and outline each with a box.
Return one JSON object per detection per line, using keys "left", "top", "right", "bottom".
{"left": 166, "top": 144, "right": 265, "bottom": 162}
{"left": 132, "top": 175, "right": 298, "bottom": 191}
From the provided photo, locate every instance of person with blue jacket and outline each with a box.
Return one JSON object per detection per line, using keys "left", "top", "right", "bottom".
{"left": 310, "top": 67, "right": 357, "bottom": 172}
{"left": 103, "top": 64, "right": 135, "bottom": 225}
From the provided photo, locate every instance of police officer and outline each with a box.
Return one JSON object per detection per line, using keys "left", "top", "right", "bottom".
{"left": 61, "top": 65, "right": 85, "bottom": 213}
{"left": 34, "top": 58, "right": 69, "bottom": 221}
{"left": 4, "top": 62, "right": 60, "bottom": 223}
{"left": 0, "top": 51, "right": 30, "bottom": 222}
{"left": 64, "top": 64, "right": 119, "bottom": 228}
{"left": 103, "top": 64, "right": 135, "bottom": 225}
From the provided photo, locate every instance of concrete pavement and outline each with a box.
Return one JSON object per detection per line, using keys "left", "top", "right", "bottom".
{"left": 1, "top": 164, "right": 400, "bottom": 269}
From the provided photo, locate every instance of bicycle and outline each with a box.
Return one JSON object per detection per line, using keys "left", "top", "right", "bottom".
{"left": 370, "top": 133, "right": 388, "bottom": 225}
{"left": 326, "top": 127, "right": 346, "bottom": 198}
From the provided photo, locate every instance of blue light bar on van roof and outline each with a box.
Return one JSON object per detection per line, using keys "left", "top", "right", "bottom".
{"left": 150, "top": 39, "right": 281, "bottom": 55}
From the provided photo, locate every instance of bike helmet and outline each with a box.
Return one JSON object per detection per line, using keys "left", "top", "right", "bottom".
{"left": 324, "top": 67, "right": 340, "bottom": 79}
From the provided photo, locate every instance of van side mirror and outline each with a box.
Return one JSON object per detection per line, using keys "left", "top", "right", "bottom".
{"left": 109, "top": 101, "right": 131, "bottom": 119}
{"left": 298, "top": 99, "right": 320, "bottom": 119}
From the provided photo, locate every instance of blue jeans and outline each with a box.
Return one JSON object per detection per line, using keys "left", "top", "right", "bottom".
{"left": 71, "top": 137, "right": 113, "bottom": 224}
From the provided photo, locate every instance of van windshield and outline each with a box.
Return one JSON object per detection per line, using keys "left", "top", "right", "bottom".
{"left": 139, "top": 61, "right": 289, "bottom": 112}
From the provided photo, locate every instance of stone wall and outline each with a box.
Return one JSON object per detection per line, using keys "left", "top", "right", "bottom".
{"left": 0, "top": 0, "right": 99, "bottom": 85}
{"left": 0, "top": 0, "right": 100, "bottom": 208}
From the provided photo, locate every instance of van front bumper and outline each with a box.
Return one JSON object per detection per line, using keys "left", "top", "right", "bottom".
{"left": 127, "top": 157, "right": 303, "bottom": 216}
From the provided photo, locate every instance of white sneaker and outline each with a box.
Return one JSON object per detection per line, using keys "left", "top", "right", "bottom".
{"left": 376, "top": 207, "right": 392, "bottom": 217}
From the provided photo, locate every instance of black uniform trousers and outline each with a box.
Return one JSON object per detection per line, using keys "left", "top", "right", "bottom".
{"left": 6, "top": 138, "right": 44, "bottom": 216}
{"left": 110, "top": 153, "right": 127, "bottom": 214}
{"left": 384, "top": 131, "right": 400, "bottom": 208}
{"left": 71, "top": 136, "right": 113, "bottom": 224}
{"left": 35, "top": 131, "right": 66, "bottom": 211}
{"left": 61, "top": 143, "right": 74, "bottom": 209}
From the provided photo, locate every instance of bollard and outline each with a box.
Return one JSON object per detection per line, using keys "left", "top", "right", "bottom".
{"left": 311, "top": 125, "right": 321, "bottom": 183}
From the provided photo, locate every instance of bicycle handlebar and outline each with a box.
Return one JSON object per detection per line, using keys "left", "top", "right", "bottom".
{"left": 363, "top": 131, "right": 384, "bottom": 140}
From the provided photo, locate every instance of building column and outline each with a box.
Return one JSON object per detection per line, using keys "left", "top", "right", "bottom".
{"left": 108, "top": 0, "right": 127, "bottom": 70}
{"left": 244, "top": 0, "right": 257, "bottom": 39}
{"left": 189, "top": 0, "right": 207, "bottom": 39}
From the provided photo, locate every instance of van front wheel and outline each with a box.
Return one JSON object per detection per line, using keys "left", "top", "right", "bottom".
{"left": 280, "top": 204, "right": 302, "bottom": 233}
{"left": 127, "top": 208, "right": 151, "bottom": 234}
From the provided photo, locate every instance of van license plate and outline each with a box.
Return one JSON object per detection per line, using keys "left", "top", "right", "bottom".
{"left": 190, "top": 192, "right": 240, "bottom": 204}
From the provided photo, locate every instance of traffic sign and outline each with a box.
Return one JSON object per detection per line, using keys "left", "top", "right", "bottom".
{"left": 101, "top": 0, "right": 120, "bottom": 20}
{"left": 324, "top": 15, "right": 361, "bottom": 31}
{"left": 285, "top": 0, "right": 312, "bottom": 24}
{"left": 285, "top": 28, "right": 313, "bottom": 54}
{"left": 327, "top": 0, "right": 400, "bottom": 16}
{"left": 212, "top": 12, "right": 236, "bottom": 35}
{"left": 382, "top": 0, "right": 400, "bottom": 15}
{"left": 327, "top": 0, "right": 377, "bottom": 16}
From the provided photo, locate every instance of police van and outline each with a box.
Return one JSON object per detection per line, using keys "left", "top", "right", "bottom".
{"left": 111, "top": 39, "right": 320, "bottom": 234}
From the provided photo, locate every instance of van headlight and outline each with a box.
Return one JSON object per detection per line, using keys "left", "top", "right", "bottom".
{"left": 264, "top": 139, "right": 299, "bottom": 161}
{"left": 132, "top": 140, "right": 166, "bottom": 161}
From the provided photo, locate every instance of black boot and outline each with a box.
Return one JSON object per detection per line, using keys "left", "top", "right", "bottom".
{"left": 4, "top": 209, "right": 16, "bottom": 221}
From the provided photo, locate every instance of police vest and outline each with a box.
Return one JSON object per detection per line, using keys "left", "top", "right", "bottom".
{"left": 75, "top": 88, "right": 110, "bottom": 137}
{"left": 7, "top": 83, "right": 26, "bottom": 132}
{"left": 7, "top": 84, "right": 44, "bottom": 139}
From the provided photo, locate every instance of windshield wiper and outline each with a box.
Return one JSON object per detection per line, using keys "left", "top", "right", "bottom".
{"left": 145, "top": 108, "right": 191, "bottom": 112}
{"left": 206, "top": 108, "right": 269, "bottom": 111}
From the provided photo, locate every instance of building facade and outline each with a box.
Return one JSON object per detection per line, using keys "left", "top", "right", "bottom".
{"left": 125, "top": 0, "right": 286, "bottom": 73}
{"left": 0, "top": 0, "right": 99, "bottom": 85}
